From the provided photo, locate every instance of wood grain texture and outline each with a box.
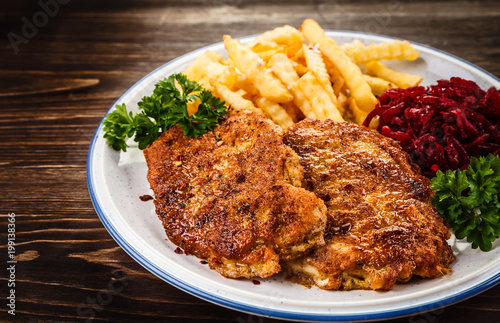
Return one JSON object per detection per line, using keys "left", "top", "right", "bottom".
{"left": 1, "top": 0, "right": 499, "bottom": 322}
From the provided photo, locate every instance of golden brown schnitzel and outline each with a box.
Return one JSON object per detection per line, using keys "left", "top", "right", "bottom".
{"left": 283, "top": 119, "right": 455, "bottom": 290}
{"left": 144, "top": 111, "right": 327, "bottom": 279}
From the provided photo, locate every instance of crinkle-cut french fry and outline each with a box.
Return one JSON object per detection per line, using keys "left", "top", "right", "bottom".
{"left": 224, "top": 57, "right": 235, "bottom": 66}
{"left": 267, "top": 54, "right": 316, "bottom": 119}
{"left": 232, "top": 72, "right": 259, "bottom": 95}
{"left": 363, "top": 74, "right": 395, "bottom": 97}
{"left": 250, "top": 41, "right": 279, "bottom": 52}
{"left": 235, "top": 88, "right": 249, "bottom": 98}
{"left": 285, "top": 41, "right": 303, "bottom": 58}
{"left": 224, "top": 35, "right": 293, "bottom": 103}
{"left": 292, "top": 62, "right": 309, "bottom": 77}
{"left": 289, "top": 47, "right": 306, "bottom": 66}
{"left": 345, "top": 40, "right": 419, "bottom": 64}
{"left": 289, "top": 82, "right": 317, "bottom": 119}
{"left": 337, "top": 92, "right": 347, "bottom": 115}
{"left": 281, "top": 101, "right": 304, "bottom": 123}
{"left": 251, "top": 42, "right": 302, "bottom": 62}
{"left": 184, "top": 50, "right": 235, "bottom": 87}
{"left": 268, "top": 53, "right": 300, "bottom": 85}
{"left": 300, "top": 19, "right": 377, "bottom": 113}
{"left": 341, "top": 40, "right": 365, "bottom": 55}
{"left": 365, "top": 60, "right": 422, "bottom": 89}
{"left": 216, "top": 66, "right": 238, "bottom": 89}
{"left": 204, "top": 50, "right": 225, "bottom": 62}
{"left": 183, "top": 51, "right": 218, "bottom": 82}
{"left": 351, "top": 98, "right": 379, "bottom": 128}
{"left": 324, "top": 58, "right": 345, "bottom": 96}
{"left": 210, "top": 80, "right": 262, "bottom": 114}
{"left": 268, "top": 54, "right": 341, "bottom": 121}
{"left": 296, "top": 72, "right": 326, "bottom": 120}
{"left": 193, "top": 76, "right": 213, "bottom": 92}
{"left": 297, "top": 71, "right": 343, "bottom": 122}
{"left": 303, "top": 43, "right": 337, "bottom": 106}
{"left": 349, "top": 98, "right": 369, "bottom": 126}
{"left": 248, "top": 25, "right": 304, "bottom": 47}
{"left": 254, "top": 95, "right": 294, "bottom": 130}
{"left": 255, "top": 46, "right": 287, "bottom": 61}
{"left": 289, "top": 55, "right": 308, "bottom": 76}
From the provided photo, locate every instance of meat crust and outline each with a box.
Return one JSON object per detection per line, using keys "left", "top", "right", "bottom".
{"left": 144, "top": 111, "right": 327, "bottom": 279}
{"left": 283, "top": 119, "right": 456, "bottom": 290}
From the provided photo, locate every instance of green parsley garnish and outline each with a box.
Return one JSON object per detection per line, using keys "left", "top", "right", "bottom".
{"left": 431, "top": 154, "right": 500, "bottom": 251}
{"left": 103, "top": 73, "right": 227, "bottom": 151}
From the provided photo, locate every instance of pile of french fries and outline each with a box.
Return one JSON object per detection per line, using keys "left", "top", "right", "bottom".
{"left": 184, "top": 19, "right": 422, "bottom": 129}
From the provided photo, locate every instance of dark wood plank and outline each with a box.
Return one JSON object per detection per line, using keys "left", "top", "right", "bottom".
{"left": 1, "top": 0, "right": 499, "bottom": 322}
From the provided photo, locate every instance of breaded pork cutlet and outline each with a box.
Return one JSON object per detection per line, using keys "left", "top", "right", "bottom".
{"left": 283, "top": 119, "right": 455, "bottom": 290}
{"left": 144, "top": 111, "right": 327, "bottom": 279}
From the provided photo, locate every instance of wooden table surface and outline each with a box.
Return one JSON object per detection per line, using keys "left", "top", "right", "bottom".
{"left": 1, "top": 0, "right": 499, "bottom": 322}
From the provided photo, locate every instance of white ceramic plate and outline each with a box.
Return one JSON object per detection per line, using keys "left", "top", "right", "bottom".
{"left": 87, "top": 31, "right": 500, "bottom": 322}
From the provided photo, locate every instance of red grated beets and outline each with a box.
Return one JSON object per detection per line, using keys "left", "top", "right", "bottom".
{"left": 363, "top": 77, "right": 500, "bottom": 177}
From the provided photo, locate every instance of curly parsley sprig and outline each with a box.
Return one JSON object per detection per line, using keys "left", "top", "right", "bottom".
{"left": 431, "top": 154, "right": 500, "bottom": 251}
{"left": 103, "top": 73, "right": 227, "bottom": 151}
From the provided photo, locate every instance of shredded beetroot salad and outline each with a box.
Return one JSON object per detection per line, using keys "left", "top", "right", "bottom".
{"left": 363, "top": 77, "right": 500, "bottom": 177}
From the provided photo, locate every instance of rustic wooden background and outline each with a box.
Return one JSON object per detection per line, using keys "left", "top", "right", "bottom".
{"left": 1, "top": 0, "right": 499, "bottom": 322}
